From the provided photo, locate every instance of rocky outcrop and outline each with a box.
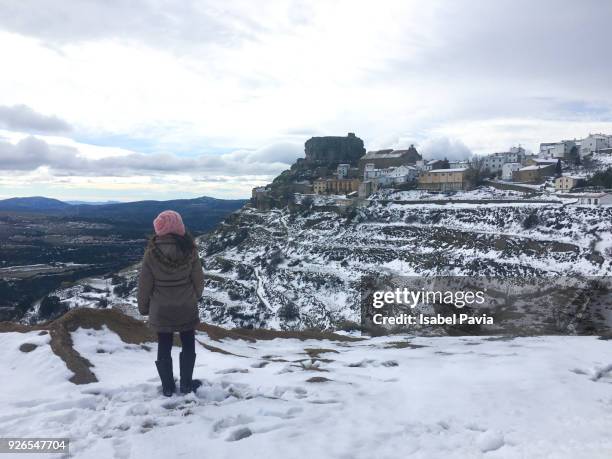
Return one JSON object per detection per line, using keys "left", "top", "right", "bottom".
{"left": 304, "top": 133, "right": 365, "bottom": 165}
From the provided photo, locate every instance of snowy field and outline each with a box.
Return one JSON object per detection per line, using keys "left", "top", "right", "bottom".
{"left": 2, "top": 326, "right": 612, "bottom": 458}
{"left": 370, "top": 186, "right": 535, "bottom": 201}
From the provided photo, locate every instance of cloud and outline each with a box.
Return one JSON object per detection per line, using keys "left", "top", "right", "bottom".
{"left": 1, "top": 1, "right": 612, "bottom": 200}
{"left": 373, "top": 0, "right": 612, "bottom": 93}
{"left": 0, "top": 136, "right": 300, "bottom": 176}
{"left": 0, "top": 104, "right": 72, "bottom": 133}
{"left": 417, "top": 137, "right": 472, "bottom": 161}
{"left": 223, "top": 142, "right": 303, "bottom": 165}
{"left": 0, "top": 136, "right": 78, "bottom": 170}
{"left": 0, "top": 1, "right": 251, "bottom": 47}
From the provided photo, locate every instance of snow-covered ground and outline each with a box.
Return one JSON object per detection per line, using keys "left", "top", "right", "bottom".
{"left": 2, "top": 325, "right": 612, "bottom": 458}
{"left": 370, "top": 186, "right": 536, "bottom": 201}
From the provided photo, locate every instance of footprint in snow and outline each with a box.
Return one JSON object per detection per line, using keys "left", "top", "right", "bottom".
{"left": 251, "top": 361, "right": 269, "bottom": 368}
{"left": 476, "top": 430, "right": 505, "bottom": 453}
{"left": 570, "top": 368, "right": 588, "bottom": 375}
{"left": 216, "top": 367, "right": 249, "bottom": 374}
{"left": 227, "top": 426, "right": 252, "bottom": 441}
{"left": 212, "top": 414, "right": 254, "bottom": 434}
{"left": 590, "top": 364, "right": 612, "bottom": 382}
{"left": 347, "top": 359, "right": 398, "bottom": 368}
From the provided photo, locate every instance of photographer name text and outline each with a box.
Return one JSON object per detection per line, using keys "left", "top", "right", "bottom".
{"left": 372, "top": 313, "right": 493, "bottom": 326}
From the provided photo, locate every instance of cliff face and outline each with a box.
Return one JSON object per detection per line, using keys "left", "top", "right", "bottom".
{"left": 193, "top": 196, "right": 612, "bottom": 332}
{"left": 304, "top": 133, "right": 365, "bottom": 165}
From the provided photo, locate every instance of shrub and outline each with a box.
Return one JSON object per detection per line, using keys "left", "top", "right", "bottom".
{"left": 38, "top": 295, "right": 68, "bottom": 320}
{"left": 218, "top": 258, "right": 233, "bottom": 272}
{"left": 267, "top": 250, "right": 284, "bottom": 272}
{"left": 586, "top": 167, "right": 612, "bottom": 188}
{"left": 236, "top": 265, "right": 253, "bottom": 280}
{"left": 278, "top": 302, "right": 300, "bottom": 322}
{"left": 522, "top": 211, "right": 539, "bottom": 230}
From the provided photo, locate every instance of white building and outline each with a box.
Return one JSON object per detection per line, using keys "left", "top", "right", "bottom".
{"left": 580, "top": 134, "right": 612, "bottom": 156}
{"left": 449, "top": 160, "right": 470, "bottom": 169}
{"left": 574, "top": 192, "right": 612, "bottom": 206}
{"left": 386, "top": 165, "right": 418, "bottom": 184}
{"left": 364, "top": 164, "right": 417, "bottom": 185}
{"left": 482, "top": 146, "right": 527, "bottom": 174}
{"left": 539, "top": 140, "right": 577, "bottom": 159}
{"left": 415, "top": 159, "right": 445, "bottom": 171}
{"left": 501, "top": 162, "right": 521, "bottom": 181}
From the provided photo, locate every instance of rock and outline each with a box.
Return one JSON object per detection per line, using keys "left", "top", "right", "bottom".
{"left": 19, "top": 343, "right": 38, "bottom": 352}
{"left": 304, "top": 133, "right": 365, "bottom": 165}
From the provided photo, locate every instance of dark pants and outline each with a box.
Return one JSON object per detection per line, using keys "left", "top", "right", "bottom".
{"left": 157, "top": 330, "right": 196, "bottom": 361}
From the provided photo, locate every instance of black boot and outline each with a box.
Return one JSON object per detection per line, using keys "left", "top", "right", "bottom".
{"left": 155, "top": 358, "right": 176, "bottom": 397}
{"left": 179, "top": 352, "right": 202, "bottom": 394}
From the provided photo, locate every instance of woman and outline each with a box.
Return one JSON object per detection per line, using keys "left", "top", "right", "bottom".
{"left": 137, "top": 210, "right": 205, "bottom": 397}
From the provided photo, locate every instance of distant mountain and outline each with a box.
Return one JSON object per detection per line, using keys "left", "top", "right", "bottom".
{"left": 0, "top": 196, "right": 72, "bottom": 212}
{"left": 0, "top": 195, "right": 247, "bottom": 234}
{"left": 69, "top": 196, "right": 248, "bottom": 233}
{"left": 64, "top": 200, "right": 122, "bottom": 205}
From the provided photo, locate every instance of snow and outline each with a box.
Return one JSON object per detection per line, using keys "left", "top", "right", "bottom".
{"left": 2, "top": 327, "right": 612, "bottom": 458}
{"left": 371, "top": 186, "right": 530, "bottom": 201}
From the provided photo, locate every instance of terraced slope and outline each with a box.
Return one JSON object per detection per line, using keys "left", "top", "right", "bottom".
{"left": 197, "top": 200, "right": 612, "bottom": 329}
{"left": 48, "top": 197, "right": 612, "bottom": 332}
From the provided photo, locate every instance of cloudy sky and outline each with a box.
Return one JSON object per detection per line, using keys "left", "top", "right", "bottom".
{"left": 1, "top": 0, "right": 611, "bottom": 201}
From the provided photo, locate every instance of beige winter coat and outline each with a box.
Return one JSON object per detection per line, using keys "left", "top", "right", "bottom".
{"left": 137, "top": 235, "right": 205, "bottom": 333}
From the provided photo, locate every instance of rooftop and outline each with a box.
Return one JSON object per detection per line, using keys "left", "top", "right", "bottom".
{"left": 362, "top": 146, "right": 418, "bottom": 159}
{"left": 556, "top": 175, "right": 584, "bottom": 180}
{"left": 428, "top": 168, "right": 468, "bottom": 173}
{"left": 572, "top": 192, "right": 610, "bottom": 198}
{"left": 519, "top": 165, "right": 553, "bottom": 171}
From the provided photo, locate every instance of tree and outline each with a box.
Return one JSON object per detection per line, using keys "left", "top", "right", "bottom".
{"left": 440, "top": 158, "right": 450, "bottom": 169}
{"left": 464, "top": 167, "right": 484, "bottom": 186}
{"left": 586, "top": 167, "right": 612, "bottom": 188}
{"left": 568, "top": 146, "right": 580, "bottom": 166}
{"left": 464, "top": 156, "right": 489, "bottom": 187}
{"left": 555, "top": 159, "right": 562, "bottom": 177}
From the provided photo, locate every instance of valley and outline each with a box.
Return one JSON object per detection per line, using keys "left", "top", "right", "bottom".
{"left": 0, "top": 196, "right": 246, "bottom": 321}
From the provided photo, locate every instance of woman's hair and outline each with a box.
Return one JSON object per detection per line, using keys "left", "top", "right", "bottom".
{"left": 170, "top": 231, "right": 196, "bottom": 255}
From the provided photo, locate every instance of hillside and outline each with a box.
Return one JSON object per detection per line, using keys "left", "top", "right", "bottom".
{"left": 45, "top": 187, "right": 612, "bottom": 333}
{"left": 1, "top": 308, "right": 612, "bottom": 458}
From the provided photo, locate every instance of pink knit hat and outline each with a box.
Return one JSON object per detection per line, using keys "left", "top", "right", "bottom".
{"left": 153, "top": 210, "right": 185, "bottom": 236}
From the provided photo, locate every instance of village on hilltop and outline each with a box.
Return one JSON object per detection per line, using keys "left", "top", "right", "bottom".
{"left": 252, "top": 132, "right": 612, "bottom": 209}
